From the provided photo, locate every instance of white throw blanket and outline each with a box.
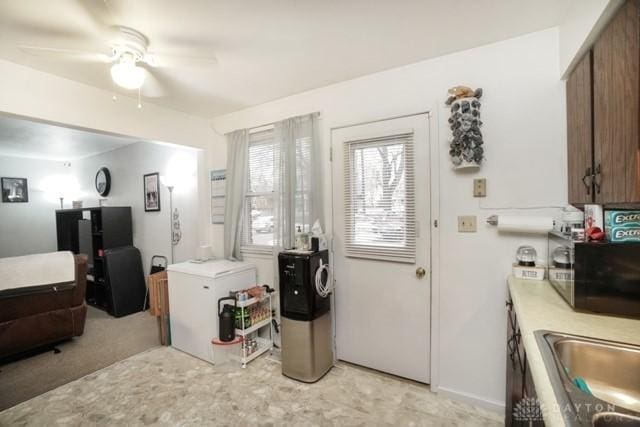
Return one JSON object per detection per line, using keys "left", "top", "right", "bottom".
{"left": 0, "top": 251, "right": 75, "bottom": 292}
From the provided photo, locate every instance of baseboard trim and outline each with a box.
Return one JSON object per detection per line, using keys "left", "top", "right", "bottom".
{"left": 437, "top": 386, "right": 505, "bottom": 414}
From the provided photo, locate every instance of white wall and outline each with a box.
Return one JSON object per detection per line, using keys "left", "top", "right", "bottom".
{"left": 558, "top": 0, "right": 623, "bottom": 77}
{"left": 0, "top": 141, "right": 200, "bottom": 271}
{"left": 75, "top": 142, "right": 200, "bottom": 274}
{"left": 0, "top": 59, "right": 215, "bottom": 251}
{"left": 209, "top": 28, "right": 567, "bottom": 409}
{"left": 0, "top": 155, "right": 70, "bottom": 258}
{"left": 0, "top": 60, "right": 212, "bottom": 151}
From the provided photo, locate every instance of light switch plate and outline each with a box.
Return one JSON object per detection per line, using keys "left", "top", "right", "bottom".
{"left": 473, "top": 178, "right": 486, "bottom": 197}
{"left": 458, "top": 215, "right": 477, "bottom": 232}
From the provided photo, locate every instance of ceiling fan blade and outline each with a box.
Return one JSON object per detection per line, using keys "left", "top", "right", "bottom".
{"left": 69, "top": 0, "right": 122, "bottom": 42}
{"left": 144, "top": 52, "right": 218, "bottom": 68}
{"left": 142, "top": 69, "right": 168, "bottom": 98}
{"left": 19, "top": 45, "right": 113, "bottom": 62}
{"left": 4, "top": 19, "right": 85, "bottom": 40}
{"left": 74, "top": 0, "right": 118, "bottom": 28}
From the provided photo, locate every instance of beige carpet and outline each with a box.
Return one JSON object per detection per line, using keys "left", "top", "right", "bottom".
{"left": 0, "top": 306, "right": 159, "bottom": 411}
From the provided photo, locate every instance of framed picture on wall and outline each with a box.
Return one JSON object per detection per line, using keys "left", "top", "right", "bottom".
{"left": 1, "top": 177, "right": 29, "bottom": 203}
{"left": 144, "top": 173, "right": 161, "bottom": 212}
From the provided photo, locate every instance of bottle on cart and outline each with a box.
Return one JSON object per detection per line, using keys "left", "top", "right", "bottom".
{"left": 234, "top": 306, "right": 251, "bottom": 329}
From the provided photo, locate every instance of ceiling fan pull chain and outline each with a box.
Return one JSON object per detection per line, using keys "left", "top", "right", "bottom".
{"left": 137, "top": 87, "right": 142, "bottom": 109}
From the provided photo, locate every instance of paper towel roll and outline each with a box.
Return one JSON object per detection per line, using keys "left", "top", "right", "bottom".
{"left": 496, "top": 216, "right": 554, "bottom": 234}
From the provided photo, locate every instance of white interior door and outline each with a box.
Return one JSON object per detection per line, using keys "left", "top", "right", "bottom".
{"left": 332, "top": 114, "right": 431, "bottom": 383}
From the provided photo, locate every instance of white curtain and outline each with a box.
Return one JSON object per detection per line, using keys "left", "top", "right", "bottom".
{"left": 272, "top": 112, "right": 323, "bottom": 257}
{"left": 223, "top": 129, "right": 249, "bottom": 260}
{"left": 224, "top": 113, "right": 322, "bottom": 265}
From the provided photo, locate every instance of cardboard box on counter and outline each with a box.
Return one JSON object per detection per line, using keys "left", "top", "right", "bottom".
{"left": 585, "top": 204, "right": 604, "bottom": 230}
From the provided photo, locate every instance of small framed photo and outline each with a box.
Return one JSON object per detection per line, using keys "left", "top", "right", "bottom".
{"left": 144, "top": 173, "right": 161, "bottom": 212}
{"left": 1, "top": 177, "right": 29, "bottom": 203}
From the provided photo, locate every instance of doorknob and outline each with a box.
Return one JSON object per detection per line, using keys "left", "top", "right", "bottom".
{"left": 416, "top": 267, "right": 426, "bottom": 279}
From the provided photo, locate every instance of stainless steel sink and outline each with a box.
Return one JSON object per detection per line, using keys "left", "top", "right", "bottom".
{"left": 535, "top": 331, "right": 640, "bottom": 426}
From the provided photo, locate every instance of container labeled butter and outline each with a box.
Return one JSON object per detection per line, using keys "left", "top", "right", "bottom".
{"left": 605, "top": 210, "right": 640, "bottom": 242}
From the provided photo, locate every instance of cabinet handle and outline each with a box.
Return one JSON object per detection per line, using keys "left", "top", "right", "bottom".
{"left": 508, "top": 335, "right": 517, "bottom": 367}
{"left": 593, "top": 164, "right": 602, "bottom": 195}
{"left": 508, "top": 334, "right": 523, "bottom": 370}
{"left": 582, "top": 167, "right": 592, "bottom": 195}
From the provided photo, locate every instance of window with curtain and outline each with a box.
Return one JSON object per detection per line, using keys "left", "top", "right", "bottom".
{"left": 242, "top": 129, "right": 277, "bottom": 249}
{"left": 241, "top": 130, "right": 315, "bottom": 250}
{"left": 343, "top": 132, "right": 416, "bottom": 263}
{"left": 235, "top": 112, "right": 319, "bottom": 255}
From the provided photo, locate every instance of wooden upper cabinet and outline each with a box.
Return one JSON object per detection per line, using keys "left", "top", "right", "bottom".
{"left": 593, "top": 0, "right": 640, "bottom": 203}
{"left": 566, "top": 51, "right": 594, "bottom": 205}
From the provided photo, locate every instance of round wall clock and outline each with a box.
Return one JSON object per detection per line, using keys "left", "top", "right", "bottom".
{"left": 95, "top": 167, "right": 111, "bottom": 196}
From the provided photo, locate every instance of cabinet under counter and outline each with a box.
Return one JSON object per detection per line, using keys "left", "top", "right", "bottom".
{"left": 506, "top": 276, "right": 640, "bottom": 427}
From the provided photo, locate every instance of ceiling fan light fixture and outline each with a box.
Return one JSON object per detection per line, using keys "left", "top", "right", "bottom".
{"left": 110, "top": 58, "right": 145, "bottom": 90}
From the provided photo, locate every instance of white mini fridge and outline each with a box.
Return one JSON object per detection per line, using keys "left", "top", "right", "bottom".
{"left": 167, "top": 259, "right": 256, "bottom": 363}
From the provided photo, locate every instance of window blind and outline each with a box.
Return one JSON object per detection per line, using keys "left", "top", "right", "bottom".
{"left": 343, "top": 132, "right": 416, "bottom": 263}
{"left": 242, "top": 129, "right": 277, "bottom": 249}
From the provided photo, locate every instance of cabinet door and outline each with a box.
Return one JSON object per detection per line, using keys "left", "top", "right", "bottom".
{"left": 593, "top": 0, "right": 640, "bottom": 203}
{"left": 167, "top": 273, "right": 217, "bottom": 362}
{"left": 506, "top": 299, "right": 524, "bottom": 426}
{"left": 523, "top": 358, "right": 545, "bottom": 426}
{"left": 56, "top": 211, "right": 83, "bottom": 253}
{"left": 566, "top": 51, "right": 594, "bottom": 205}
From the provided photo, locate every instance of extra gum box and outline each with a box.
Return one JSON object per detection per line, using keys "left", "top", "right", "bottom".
{"left": 605, "top": 210, "right": 640, "bottom": 242}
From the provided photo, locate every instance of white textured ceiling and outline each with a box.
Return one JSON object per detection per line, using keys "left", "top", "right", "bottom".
{"left": 0, "top": 1, "right": 570, "bottom": 118}
{"left": 0, "top": 115, "right": 137, "bottom": 161}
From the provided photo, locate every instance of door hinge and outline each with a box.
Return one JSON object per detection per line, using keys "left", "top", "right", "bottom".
{"left": 329, "top": 147, "right": 333, "bottom": 162}
{"left": 433, "top": 219, "right": 438, "bottom": 228}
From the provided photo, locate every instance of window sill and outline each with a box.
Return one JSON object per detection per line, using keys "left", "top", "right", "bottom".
{"left": 241, "top": 246, "right": 273, "bottom": 258}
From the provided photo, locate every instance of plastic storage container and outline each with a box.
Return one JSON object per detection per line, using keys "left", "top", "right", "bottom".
{"left": 211, "top": 337, "right": 242, "bottom": 367}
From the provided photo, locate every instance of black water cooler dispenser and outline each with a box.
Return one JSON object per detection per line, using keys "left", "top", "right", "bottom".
{"left": 278, "top": 250, "right": 333, "bottom": 382}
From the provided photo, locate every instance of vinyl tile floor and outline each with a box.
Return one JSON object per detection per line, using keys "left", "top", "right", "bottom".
{"left": 0, "top": 346, "right": 503, "bottom": 426}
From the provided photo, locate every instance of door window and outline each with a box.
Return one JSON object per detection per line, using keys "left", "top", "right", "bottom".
{"left": 343, "top": 132, "right": 416, "bottom": 263}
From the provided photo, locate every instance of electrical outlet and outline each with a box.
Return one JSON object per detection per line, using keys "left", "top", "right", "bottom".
{"left": 458, "top": 215, "right": 477, "bottom": 232}
{"left": 474, "top": 178, "right": 487, "bottom": 197}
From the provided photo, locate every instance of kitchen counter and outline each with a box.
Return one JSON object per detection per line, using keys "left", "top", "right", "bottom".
{"left": 507, "top": 276, "right": 640, "bottom": 427}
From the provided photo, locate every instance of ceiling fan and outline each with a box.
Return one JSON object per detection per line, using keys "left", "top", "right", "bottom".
{"left": 16, "top": 2, "right": 217, "bottom": 98}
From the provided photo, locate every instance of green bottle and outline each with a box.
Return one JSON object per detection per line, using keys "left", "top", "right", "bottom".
{"left": 234, "top": 307, "right": 251, "bottom": 329}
